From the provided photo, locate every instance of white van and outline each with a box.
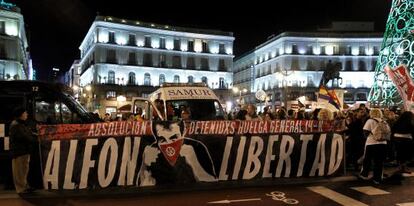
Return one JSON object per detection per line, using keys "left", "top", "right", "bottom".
{"left": 146, "top": 83, "right": 226, "bottom": 121}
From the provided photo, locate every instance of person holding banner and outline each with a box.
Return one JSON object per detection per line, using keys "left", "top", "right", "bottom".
{"left": 317, "top": 108, "right": 334, "bottom": 121}
{"left": 9, "top": 107, "right": 36, "bottom": 194}
{"left": 245, "top": 104, "right": 261, "bottom": 120}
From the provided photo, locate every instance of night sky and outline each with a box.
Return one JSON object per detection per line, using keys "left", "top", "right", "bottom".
{"left": 11, "top": 0, "right": 392, "bottom": 80}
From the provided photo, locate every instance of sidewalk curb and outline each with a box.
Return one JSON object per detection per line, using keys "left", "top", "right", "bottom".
{"left": 1, "top": 171, "right": 411, "bottom": 199}
{"left": 0, "top": 175, "right": 358, "bottom": 199}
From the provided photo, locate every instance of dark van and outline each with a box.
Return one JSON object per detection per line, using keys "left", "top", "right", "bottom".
{"left": 0, "top": 81, "right": 99, "bottom": 190}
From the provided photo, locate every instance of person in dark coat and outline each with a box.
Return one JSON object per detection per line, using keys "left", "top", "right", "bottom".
{"left": 235, "top": 105, "right": 247, "bottom": 120}
{"left": 346, "top": 109, "right": 367, "bottom": 170}
{"left": 391, "top": 111, "right": 414, "bottom": 173}
{"left": 9, "top": 107, "right": 35, "bottom": 194}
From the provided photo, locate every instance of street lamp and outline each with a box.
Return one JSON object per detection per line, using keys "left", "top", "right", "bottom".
{"left": 72, "top": 85, "right": 80, "bottom": 100}
{"left": 275, "top": 68, "right": 294, "bottom": 109}
{"left": 232, "top": 87, "right": 248, "bottom": 104}
{"left": 81, "top": 85, "right": 94, "bottom": 112}
{"left": 116, "top": 95, "right": 126, "bottom": 114}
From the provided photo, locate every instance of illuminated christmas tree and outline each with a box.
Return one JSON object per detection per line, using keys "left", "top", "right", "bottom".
{"left": 369, "top": 0, "right": 414, "bottom": 106}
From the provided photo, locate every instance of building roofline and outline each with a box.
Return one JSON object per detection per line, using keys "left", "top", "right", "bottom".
{"left": 234, "top": 49, "right": 256, "bottom": 62}
{"left": 256, "top": 31, "right": 384, "bottom": 50}
{"left": 236, "top": 31, "right": 384, "bottom": 61}
{"left": 95, "top": 16, "right": 233, "bottom": 37}
{"left": 80, "top": 16, "right": 234, "bottom": 50}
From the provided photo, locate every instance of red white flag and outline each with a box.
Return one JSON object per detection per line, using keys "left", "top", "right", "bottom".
{"left": 384, "top": 65, "right": 414, "bottom": 112}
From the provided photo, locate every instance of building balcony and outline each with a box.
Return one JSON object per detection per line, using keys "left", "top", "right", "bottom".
{"left": 92, "top": 60, "right": 231, "bottom": 73}
{"left": 93, "top": 43, "right": 234, "bottom": 58}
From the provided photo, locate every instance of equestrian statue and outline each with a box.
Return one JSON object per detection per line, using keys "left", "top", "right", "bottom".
{"left": 319, "top": 60, "right": 342, "bottom": 88}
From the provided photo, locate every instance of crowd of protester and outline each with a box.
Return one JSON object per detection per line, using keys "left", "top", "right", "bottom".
{"left": 227, "top": 103, "right": 414, "bottom": 184}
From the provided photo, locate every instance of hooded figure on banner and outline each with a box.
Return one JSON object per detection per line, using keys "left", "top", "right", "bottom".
{"left": 137, "top": 121, "right": 217, "bottom": 186}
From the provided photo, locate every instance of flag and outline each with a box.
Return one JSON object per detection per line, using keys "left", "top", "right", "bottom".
{"left": 297, "top": 96, "right": 306, "bottom": 108}
{"left": 384, "top": 65, "right": 414, "bottom": 112}
{"left": 318, "top": 85, "right": 341, "bottom": 110}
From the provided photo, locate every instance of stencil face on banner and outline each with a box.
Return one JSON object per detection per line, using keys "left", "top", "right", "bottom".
{"left": 152, "top": 121, "right": 186, "bottom": 166}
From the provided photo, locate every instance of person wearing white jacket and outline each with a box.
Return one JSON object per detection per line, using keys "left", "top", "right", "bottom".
{"left": 359, "top": 108, "right": 390, "bottom": 184}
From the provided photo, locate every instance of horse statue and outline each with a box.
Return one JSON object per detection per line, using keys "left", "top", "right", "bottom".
{"left": 319, "top": 60, "right": 342, "bottom": 88}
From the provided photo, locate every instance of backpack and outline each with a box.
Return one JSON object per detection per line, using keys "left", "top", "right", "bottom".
{"left": 370, "top": 119, "right": 391, "bottom": 141}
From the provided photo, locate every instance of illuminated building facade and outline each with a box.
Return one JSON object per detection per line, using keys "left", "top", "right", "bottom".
{"left": 0, "top": 2, "right": 31, "bottom": 80}
{"left": 233, "top": 22, "right": 383, "bottom": 109}
{"left": 78, "top": 16, "right": 234, "bottom": 115}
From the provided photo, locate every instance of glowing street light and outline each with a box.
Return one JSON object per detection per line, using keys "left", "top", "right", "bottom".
{"left": 85, "top": 85, "right": 92, "bottom": 92}
{"left": 116, "top": 95, "right": 126, "bottom": 114}
{"left": 233, "top": 87, "right": 248, "bottom": 104}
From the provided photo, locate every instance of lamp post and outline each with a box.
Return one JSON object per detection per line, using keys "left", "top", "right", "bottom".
{"left": 81, "top": 85, "right": 93, "bottom": 112}
{"left": 85, "top": 85, "right": 91, "bottom": 92}
{"left": 72, "top": 85, "right": 80, "bottom": 101}
{"left": 232, "top": 87, "right": 248, "bottom": 105}
{"left": 275, "top": 68, "right": 293, "bottom": 109}
{"left": 116, "top": 95, "right": 126, "bottom": 115}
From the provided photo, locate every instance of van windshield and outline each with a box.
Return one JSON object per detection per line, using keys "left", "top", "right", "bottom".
{"left": 166, "top": 99, "right": 225, "bottom": 121}
{"left": 61, "top": 92, "right": 99, "bottom": 123}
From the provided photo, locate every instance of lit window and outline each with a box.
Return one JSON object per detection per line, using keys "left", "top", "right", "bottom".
{"left": 365, "top": 47, "right": 374, "bottom": 55}
{"left": 351, "top": 47, "right": 359, "bottom": 56}
{"left": 106, "top": 107, "right": 116, "bottom": 115}
{"left": 98, "top": 32, "right": 109, "bottom": 43}
{"left": 279, "top": 47, "right": 285, "bottom": 55}
{"left": 194, "top": 40, "right": 202, "bottom": 52}
{"left": 128, "top": 72, "right": 136, "bottom": 85}
{"left": 313, "top": 46, "right": 321, "bottom": 55}
{"left": 159, "top": 74, "right": 165, "bottom": 85}
{"left": 115, "top": 35, "right": 127, "bottom": 45}
{"left": 108, "top": 71, "right": 115, "bottom": 84}
{"left": 325, "top": 45, "right": 334, "bottom": 55}
{"left": 144, "top": 73, "right": 151, "bottom": 86}
{"left": 284, "top": 45, "right": 292, "bottom": 54}
{"left": 106, "top": 91, "right": 116, "bottom": 98}
{"left": 225, "top": 47, "right": 233, "bottom": 55}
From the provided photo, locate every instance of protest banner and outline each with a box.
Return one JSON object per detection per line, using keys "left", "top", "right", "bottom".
{"left": 38, "top": 120, "right": 345, "bottom": 190}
